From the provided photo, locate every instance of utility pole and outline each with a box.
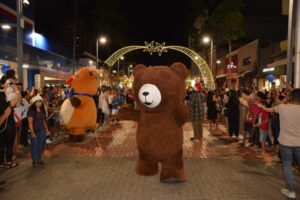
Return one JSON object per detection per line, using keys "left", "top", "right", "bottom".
{"left": 287, "top": 0, "right": 295, "bottom": 86}
{"left": 16, "top": 0, "right": 24, "bottom": 84}
{"left": 294, "top": 0, "right": 300, "bottom": 87}
{"left": 72, "top": 0, "right": 78, "bottom": 73}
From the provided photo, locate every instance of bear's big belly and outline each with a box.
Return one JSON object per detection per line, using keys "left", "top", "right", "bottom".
{"left": 137, "top": 117, "right": 183, "bottom": 161}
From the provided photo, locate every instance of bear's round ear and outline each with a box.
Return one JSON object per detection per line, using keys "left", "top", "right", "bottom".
{"left": 133, "top": 64, "right": 147, "bottom": 77}
{"left": 170, "top": 62, "right": 188, "bottom": 80}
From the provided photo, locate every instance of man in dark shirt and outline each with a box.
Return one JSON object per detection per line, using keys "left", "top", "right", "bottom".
{"left": 0, "top": 78, "right": 12, "bottom": 191}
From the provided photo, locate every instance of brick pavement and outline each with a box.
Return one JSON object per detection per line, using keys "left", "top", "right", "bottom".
{"left": 0, "top": 121, "right": 298, "bottom": 200}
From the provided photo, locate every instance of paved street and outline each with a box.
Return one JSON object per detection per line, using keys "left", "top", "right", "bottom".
{"left": 0, "top": 121, "right": 299, "bottom": 200}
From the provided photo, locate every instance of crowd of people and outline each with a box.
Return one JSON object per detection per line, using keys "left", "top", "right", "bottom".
{"left": 0, "top": 68, "right": 300, "bottom": 198}
{"left": 186, "top": 79, "right": 300, "bottom": 199}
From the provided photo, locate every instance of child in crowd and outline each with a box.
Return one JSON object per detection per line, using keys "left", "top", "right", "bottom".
{"left": 111, "top": 91, "right": 123, "bottom": 123}
{"left": 255, "top": 99, "right": 270, "bottom": 156}
{"left": 4, "top": 70, "right": 18, "bottom": 102}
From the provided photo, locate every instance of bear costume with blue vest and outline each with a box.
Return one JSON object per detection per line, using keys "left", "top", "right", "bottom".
{"left": 60, "top": 67, "right": 98, "bottom": 141}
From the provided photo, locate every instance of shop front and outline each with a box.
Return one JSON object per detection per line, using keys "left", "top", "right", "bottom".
{"left": 0, "top": 34, "right": 81, "bottom": 90}
{"left": 257, "top": 59, "right": 287, "bottom": 90}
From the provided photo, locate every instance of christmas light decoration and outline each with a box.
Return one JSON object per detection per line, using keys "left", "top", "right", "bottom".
{"left": 104, "top": 41, "right": 215, "bottom": 90}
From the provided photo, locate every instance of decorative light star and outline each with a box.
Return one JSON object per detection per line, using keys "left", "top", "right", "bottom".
{"left": 154, "top": 42, "right": 168, "bottom": 56}
{"left": 143, "top": 41, "right": 155, "bottom": 55}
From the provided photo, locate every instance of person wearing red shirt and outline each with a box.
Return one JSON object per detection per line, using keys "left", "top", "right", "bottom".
{"left": 254, "top": 102, "right": 270, "bottom": 156}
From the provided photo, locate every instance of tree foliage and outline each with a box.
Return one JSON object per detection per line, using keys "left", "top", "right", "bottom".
{"left": 90, "top": 0, "right": 128, "bottom": 46}
{"left": 187, "top": 0, "right": 245, "bottom": 49}
{"left": 208, "top": 0, "right": 245, "bottom": 43}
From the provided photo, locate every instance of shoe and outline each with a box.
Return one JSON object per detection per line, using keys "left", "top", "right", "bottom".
{"left": 232, "top": 135, "right": 236, "bottom": 139}
{"left": 281, "top": 188, "right": 296, "bottom": 199}
{"left": 46, "top": 138, "right": 52, "bottom": 144}
{"left": 238, "top": 135, "right": 244, "bottom": 141}
{"left": 244, "top": 143, "right": 251, "bottom": 147}
{"left": 0, "top": 181, "right": 6, "bottom": 185}
{"left": 37, "top": 160, "right": 46, "bottom": 166}
{"left": 272, "top": 155, "right": 280, "bottom": 162}
{"left": 32, "top": 161, "right": 39, "bottom": 168}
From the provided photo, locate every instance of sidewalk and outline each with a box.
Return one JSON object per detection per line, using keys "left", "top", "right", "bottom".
{"left": 0, "top": 121, "right": 298, "bottom": 200}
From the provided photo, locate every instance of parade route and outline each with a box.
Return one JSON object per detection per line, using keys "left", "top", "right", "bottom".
{"left": 0, "top": 121, "right": 297, "bottom": 200}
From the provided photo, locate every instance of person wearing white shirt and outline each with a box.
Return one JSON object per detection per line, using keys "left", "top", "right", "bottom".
{"left": 259, "top": 88, "right": 300, "bottom": 199}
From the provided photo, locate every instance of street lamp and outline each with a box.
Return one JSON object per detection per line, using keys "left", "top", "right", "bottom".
{"left": 16, "top": 0, "right": 30, "bottom": 85}
{"left": 202, "top": 36, "right": 214, "bottom": 72}
{"left": 216, "top": 60, "right": 221, "bottom": 64}
{"left": 89, "top": 60, "right": 93, "bottom": 67}
{"left": 128, "top": 64, "right": 133, "bottom": 77}
{"left": 96, "top": 36, "right": 107, "bottom": 69}
{"left": 1, "top": 24, "right": 12, "bottom": 30}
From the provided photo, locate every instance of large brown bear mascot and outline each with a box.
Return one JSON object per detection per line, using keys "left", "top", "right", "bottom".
{"left": 119, "top": 62, "right": 189, "bottom": 183}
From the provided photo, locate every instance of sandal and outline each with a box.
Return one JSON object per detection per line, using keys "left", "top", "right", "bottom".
{"left": 6, "top": 162, "right": 19, "bottom": 169}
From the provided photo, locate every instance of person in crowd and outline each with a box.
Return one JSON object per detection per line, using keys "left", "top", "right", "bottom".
{"left": 0, "top": 76, "right": 21, "bottom": 169}
{"left": 238, "top": 89, "right": 249, "bottom": 143}
{"left": 222, "top": 92, "right": 229, "bottom": 132}
{"left": 187, "top": 83, "right": 205, "bottom": 142}
{"left": 227, "top": 90, "right": 240, "bottom": 141}
{"left": 270, "top": 95, "right": 284, "bottom": 162}
{"left": 206, "top": 91, "right": 218, "bottom": 132}
{"left": 3, "top": 70, "right": 18, "bottom": 102}
{"left": 248, "top": 89, "right": 262, "bottom": 148}
{"left": 94, "top": 88, "right": 101, "bottom": 127}
{"left": 98, "top": 88, "right": 110, "bottom": 126}
{"left": 254, "top": 99, "right": 271, "bottom": 157}
{"left": 125, "top": 89, "right": 135, "bottom": 108}
{"left": 258, "top": 88, "right": 300, "bottom": 199}
{"left": 240, "top": 89, "right": 252, "bottom": 147}
{"left": 20, "top": 91, "right": 30, "bottom": 147}
{"left": 46, "top": 98, "right": 58, "bottom": 144}
{"left": 0, "top": 87, "right": 12, "bottom": 191}
{"left": 28, "top": 95, "right": 50, "bottom": 168}
{"left": 111, "top": 90, "right": 123, "bottom": 123}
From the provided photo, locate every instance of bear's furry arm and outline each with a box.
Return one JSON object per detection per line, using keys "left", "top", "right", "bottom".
{"left": 119, "top": 107, "right": 140, "bottom": 121}
{"left": 175, "top": 103, "right": 189, "bottom": 126}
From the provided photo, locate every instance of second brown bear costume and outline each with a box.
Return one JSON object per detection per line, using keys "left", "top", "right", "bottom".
{"left": 119, "top": 62, "right": 189, "bottom": 183}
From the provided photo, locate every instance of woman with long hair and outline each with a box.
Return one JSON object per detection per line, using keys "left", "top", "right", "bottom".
{"left": 207, "top": 91, "right": 218, "bottom": 132}
{"left": 28, "top": 95, "right": 50, "bottom": 168}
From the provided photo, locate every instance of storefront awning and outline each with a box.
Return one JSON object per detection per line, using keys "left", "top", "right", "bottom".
{"left": 267, "top": 59, "right": 287, "bottom": 68}
{"left": 216, "top": 74, "right": 226, "bottom": 79}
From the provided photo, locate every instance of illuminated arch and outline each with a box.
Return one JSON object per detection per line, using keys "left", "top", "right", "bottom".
{"left": 104, "top": 41, "right": 215, "bottom": 90}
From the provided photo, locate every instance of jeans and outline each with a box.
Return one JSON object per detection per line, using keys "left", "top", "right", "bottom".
{"left": 30, "top": 130, "right": 46, "bottom": 162}
{"left": 280, "top": 145, "right": 300, "bottom": 191}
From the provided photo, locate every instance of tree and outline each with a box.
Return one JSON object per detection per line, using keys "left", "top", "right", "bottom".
{"left": 90, "top": 0, "right": 129, "bottom": 47}
{"left": 207, "top": 0, "right": 245, "bottom": 52}
{"left": 187, "top": 0, "right": 244, "bottom": 52}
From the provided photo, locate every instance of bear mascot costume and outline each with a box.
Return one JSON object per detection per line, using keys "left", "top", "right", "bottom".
{"left": 119, "top": 62, "right": 189, "bottom": 183}
{"left": 60, "top": 67, "right": 98, "bottom": 141}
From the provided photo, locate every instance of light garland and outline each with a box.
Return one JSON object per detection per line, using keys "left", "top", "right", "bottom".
{"left": 104, "top": 41, "right": 215, "bottom": 90}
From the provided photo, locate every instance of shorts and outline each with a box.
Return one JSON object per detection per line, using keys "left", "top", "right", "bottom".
{"left": 259, "top": 130, "right": 268, "bottom": 143}
{"left": 111, "top": 109, "right": 118, "bottom": 115}
{"left": 244, "top": 122, "right": 252, "bottom": 132}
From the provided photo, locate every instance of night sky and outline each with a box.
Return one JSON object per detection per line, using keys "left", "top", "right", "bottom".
{"left": 35, "top": 0, "right": 192, "bottom": 66}
{"left": 35, "top": 0, "right": 284, "bottom": 67}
